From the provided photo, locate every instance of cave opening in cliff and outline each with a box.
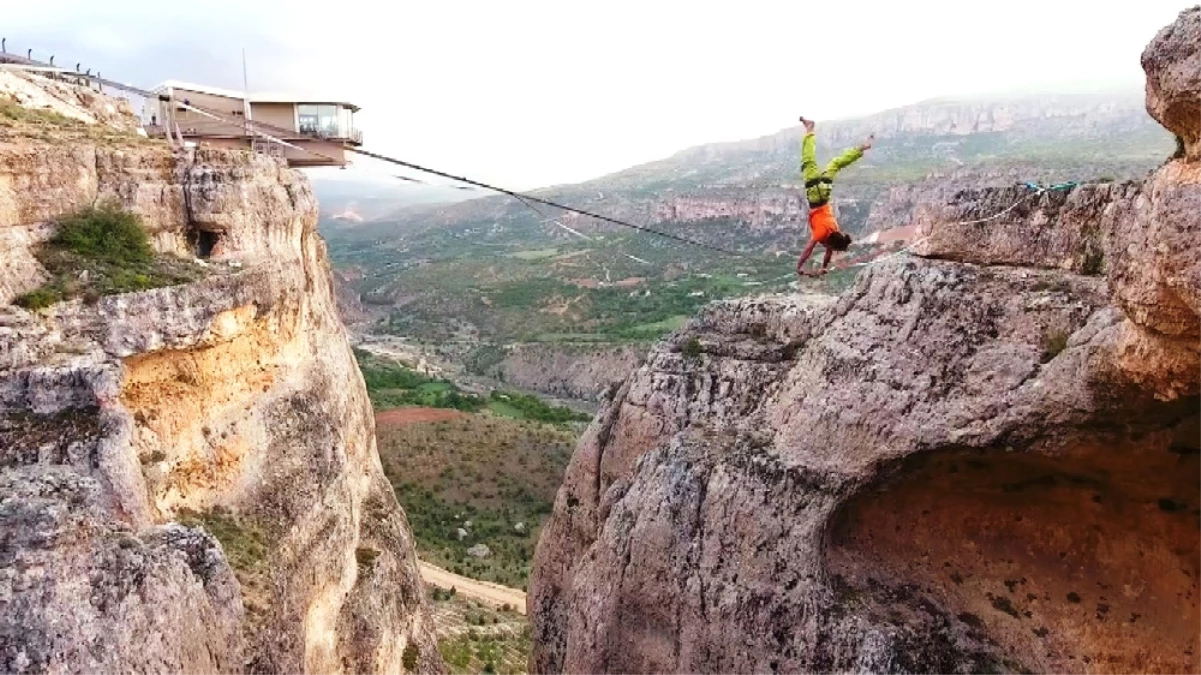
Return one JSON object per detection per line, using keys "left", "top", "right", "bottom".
{"left": 825, "top": 402, "right": 1200, "bottom": 674}
{"left": 195, "top": 229, "right": 219, "bottom": 258}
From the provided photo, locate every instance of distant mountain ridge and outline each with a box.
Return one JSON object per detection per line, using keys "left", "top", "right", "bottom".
{"left": 353, "top": 88, "right": 1171, "bottom": 241}
{"left": 316, "top": 87, "right": 1175, "bottom": 350}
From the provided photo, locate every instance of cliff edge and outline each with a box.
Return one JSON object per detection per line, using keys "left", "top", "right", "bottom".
{"left": 529, "top": 8, "right": 1200, "bottom": 674}
{"left": 0, "top": 72, "right": 442, "bottom": 673}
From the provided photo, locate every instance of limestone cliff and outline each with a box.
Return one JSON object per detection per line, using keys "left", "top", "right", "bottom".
{"left": 0, "top": 71, "right": 441, "bottom": 674}
{"left": 529, "top": 8, "right": 1200, "bottom": 674}
{"left": 480, "top": 343, "right": 644, "bottom": 402}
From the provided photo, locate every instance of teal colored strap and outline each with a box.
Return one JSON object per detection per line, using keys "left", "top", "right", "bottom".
{"left": 1022, "top": 180, "right": 1078, "bottom": 192}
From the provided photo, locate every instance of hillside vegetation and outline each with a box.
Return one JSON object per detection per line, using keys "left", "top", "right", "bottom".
{"left": 376, "top": 414, "right": 575, "bottom": 588}
{"left": 17, "top": 203, "right": 202, "bottom": 310}
{"left": 322, "top": 92, "right": 1171, "bottom": 347}
{"left": 355, "top": 348, "right": 589, "bottom": 422}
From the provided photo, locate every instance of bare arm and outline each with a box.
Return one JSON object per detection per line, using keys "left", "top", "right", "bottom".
{"left": 821, "top": 246, "right": 834, "bottom": 271}
{"left": 824, "top": 135, "right": 875, "bottom": 179}
{"left": 796, "top": 238, "right": 819, "bottom": 274}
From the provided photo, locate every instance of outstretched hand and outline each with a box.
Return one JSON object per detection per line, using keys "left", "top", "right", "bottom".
{"left": 860, "top": 134, "right": 875, "bottom": 151}
{"left": 799, "top": 116, "right": 816, "bottom": 133}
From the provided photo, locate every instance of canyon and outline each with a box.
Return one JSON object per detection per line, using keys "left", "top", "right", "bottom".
{"left": 528, "top": 8, "right": 1199, "bottom": 674}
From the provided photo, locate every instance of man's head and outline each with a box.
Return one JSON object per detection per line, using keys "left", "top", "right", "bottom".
{"left": 827, "top": 232, "right": 852, "bottom": 251}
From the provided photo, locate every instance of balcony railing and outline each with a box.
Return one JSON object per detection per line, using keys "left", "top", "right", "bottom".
{"left": 297, "top": 124, "right": 363, "bottom": 145}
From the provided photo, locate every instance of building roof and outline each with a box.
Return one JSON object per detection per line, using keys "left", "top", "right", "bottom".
{"left": 151, "top": 80, "right": 360, "bottom": 112}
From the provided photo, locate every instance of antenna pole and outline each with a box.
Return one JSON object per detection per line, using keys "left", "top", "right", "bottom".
{"left": 242, "top": 48, "right": 252, "bottom": 136}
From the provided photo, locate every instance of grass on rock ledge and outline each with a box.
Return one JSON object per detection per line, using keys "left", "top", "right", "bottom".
{"left": 15, "top": 202, "right": 203, "bottom": 310}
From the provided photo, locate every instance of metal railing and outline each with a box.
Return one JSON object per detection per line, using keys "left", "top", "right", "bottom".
{"left": 252, "top": 137, "right": 285, "bottom": 158}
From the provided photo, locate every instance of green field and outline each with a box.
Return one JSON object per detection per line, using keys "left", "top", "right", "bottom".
{"left": 355, "top": 349, "right": 484, "bottom": 412}
{"left": 486, "top": 400, "right": 524, "bottom": 419}
{"left": 427, "top": 587, "right": 530, "bottom": 675}
{"left": 508, "top": 248, "right": 559, "bottom": 260}
{"left": 377, "top": 415, "right": 577, "bottom": 588}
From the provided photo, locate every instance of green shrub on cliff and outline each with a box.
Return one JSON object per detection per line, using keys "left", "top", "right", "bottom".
{"left": 402, "top": 643, "right": 420, "bottom": 671}
{"left": 14, "top": 202, "right": 200, "bottom": 310}
{"left": 0, "top": 98, "right": 76, "bottom": 127}
{"left": 14, "top": 284, "right": 66, "bottom": 310}
{"left": 53, "top": 202, "right": 153, "bottom": 265}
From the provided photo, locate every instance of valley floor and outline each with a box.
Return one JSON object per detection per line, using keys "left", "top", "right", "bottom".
{"left": 419, "top": 561, "right": 527, "bottom": 615}
{"left": 421, "top": 577, "right": 531, "bottom": 675}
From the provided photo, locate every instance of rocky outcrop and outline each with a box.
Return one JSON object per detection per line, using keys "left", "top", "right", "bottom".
{"left": 911, "top": 181, "right": 1140, "bottom": 274}
{"left": 483, "top": 343, "right": 644, "bottom": 402}
{"left": 1, "top": 73, "right": 441, "bottom": 674}
{"left": 861, "top": 163, "right": 1137, "bottom": 235}
{"left": 1142, "top": 5, "right": 1200, "bottom": 160}
{"left": 529, "top": 10, "right": 1200, "bottom": 674}
{"left": 651, "top": 189, "right": 807, "bottom": 230}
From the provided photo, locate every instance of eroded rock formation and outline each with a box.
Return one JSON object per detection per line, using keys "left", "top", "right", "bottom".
{"left": 482, "top": 343, "right": 644, "bottom": 402}
{"left": 530, "top": 9, "right": 1199, "bottom": 674}
{"left": 0, "top": 72, "right": 441, "bottom": 674}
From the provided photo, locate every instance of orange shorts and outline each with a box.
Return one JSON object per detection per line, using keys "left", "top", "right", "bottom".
{"left": 808, "top": 203, "right": 840, "bottom": 244}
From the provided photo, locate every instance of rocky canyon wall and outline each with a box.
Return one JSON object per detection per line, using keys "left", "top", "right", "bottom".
{"left": 480, "top": 343, "right": 644, "bottom": 403}
{"left": 529, "top": 8, "right": 1200, "bottom": 674}
{"left": 0, "top": 72, "right": 441, "bottom": 674}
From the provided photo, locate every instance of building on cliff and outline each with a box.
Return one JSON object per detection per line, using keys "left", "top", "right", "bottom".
{"left": 1, "top": 68, "right": 443, "bottom": 673}
{"left": 142, "top": 80, "right": 362, "bottom": 168}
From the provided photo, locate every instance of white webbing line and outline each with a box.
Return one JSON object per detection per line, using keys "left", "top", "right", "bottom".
{"left": 173, "top": 101, "right": 305, "bottom": 152}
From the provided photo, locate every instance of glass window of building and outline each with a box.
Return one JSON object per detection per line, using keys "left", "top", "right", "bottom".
{"left": 298, "top": 104, "right": 352, "bottom": 138}
{"left": 298, "top": 104, "right": 320, "bottom": 134}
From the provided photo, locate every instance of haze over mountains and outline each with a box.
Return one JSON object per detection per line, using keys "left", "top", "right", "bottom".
{"left": 315, "top": 85, "right": 1175, "bottom": 367}
{"left": 317, "top": 88, "right": 1172, "bottom": 239}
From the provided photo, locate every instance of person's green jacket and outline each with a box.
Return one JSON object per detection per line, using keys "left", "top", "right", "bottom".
{"left": 801, "top": 132, "right": 864, "bottom": 207}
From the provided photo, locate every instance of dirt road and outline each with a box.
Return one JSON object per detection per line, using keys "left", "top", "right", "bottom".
{"left": 418, "top": 560, "right": 527, "bottom": 615}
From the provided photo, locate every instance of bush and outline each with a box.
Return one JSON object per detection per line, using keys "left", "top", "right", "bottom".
{"left": 1081, "top": 249, "right": 1104, "bottom": 276}
{"left": 1040, "top": 329, "right": 1070, "bottom": 363}
{"left": 1174, "top": 135, "right": 1185, "bottom": 160}
{"left": 15, "top": 285, "right": 65, "bottom": 310}
{"left": 355, "top": 547, "right": 381, "bottom": 573}
{"left": 402, "top": 643, "right": 420, "bottom": 672}
{"left": 15, "top": 202, "right": 199, "bottom": 308}
{"left": 53, "top": 202, "right": 153, "bottom": 265}
{"left": 488, "top": 390, "right": 590, "bottom": 424}
{"left": 682, "top": 336, "right": 703, "bottom": 359}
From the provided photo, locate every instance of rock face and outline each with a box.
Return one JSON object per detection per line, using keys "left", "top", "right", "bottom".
{"left": 1142, "top": 5, "right": 1200, "bottom": 160}
{"left": 0, "top": 74, "right": 441, "bottom": 674}
{"left": 484, "top": 343, "right": 644, "bottom": 402}
{"left": 862, "top": 165, "right": 1133, "bottom": 236}
{"left": 529, "top": 10, "right": 1200, "bottom": 675}
{"left": 651, "top": 189, "right": 808, "bottom": 231}
{"left": 911, "top": 181, "right": 1140, "bottom": 274}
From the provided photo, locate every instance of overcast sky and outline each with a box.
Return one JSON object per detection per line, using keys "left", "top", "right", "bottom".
{"left": 6, "top": 1, "right": 1188, "bottom": 188}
